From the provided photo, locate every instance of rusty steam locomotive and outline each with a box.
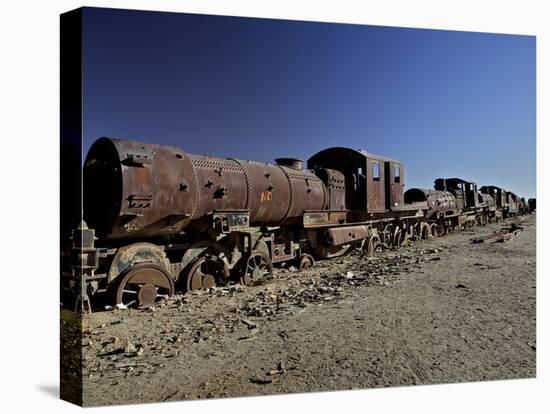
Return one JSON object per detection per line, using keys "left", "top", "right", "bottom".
{"left": 62, "top": 138, "right": 529, "bottom": 311}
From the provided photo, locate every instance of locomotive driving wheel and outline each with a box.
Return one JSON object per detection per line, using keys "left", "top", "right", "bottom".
{"left": 184, "top": 255, "right": 229, "bottom": 292}
{"left": 382, "top": 224, "right": 394, "bottom": 247}
{"left": 420, "top": 223, "right": 430, "bottom": 240}
{"left": 392, "top": 227, "right": 403, "bottom": 248}
{"left": 298, "top": 253, "right": 315, "bottom": 271}
{"left": 240, "top": 251, "right": 273, "bottom": 286}
{"left": 114, "top": 263, "right": 174, "bottom": 308}
{"left": 364, "top": 235, "right": 381, "bottom": 255}
{"left": 413, "top": 222, "right": 422, "bottom": 240}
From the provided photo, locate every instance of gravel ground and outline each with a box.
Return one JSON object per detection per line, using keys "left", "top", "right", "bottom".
{"left": 67, "top": 214, "right": 535, "bottom": 406}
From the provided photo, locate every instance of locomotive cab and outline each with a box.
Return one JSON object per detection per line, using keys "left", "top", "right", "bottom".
{"left": 307, "top": 147, "right": 405, "bottom": 214}
{"left": 480, "top": 185, "right": 507, "bottom": 209}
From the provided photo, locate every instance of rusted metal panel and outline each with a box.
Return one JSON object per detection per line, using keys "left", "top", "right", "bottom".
{"left": 472, "top": 224, "right": 522, "bottom": 243}
{"left": 303, "top": 210, "right": 347, "bottom": 227}
{"left": 278, "top": 167, "right": 328, "bottom": 224}
{"left": 384, "top": 160, "right": 405, "bottom": 209}
{"left": 324, "top": 225, "right": 369, "bottom": 247}
{"left": 366, "top": 157, "right": 385, "bottom": 212}
{"left": 212, "top": 210, "right": 250, "bottom": 233}
{"left": 314, "top": 168, "right": 346, "bottom": 210}
{"left": 107, "top": 242, "right": 171, "bottom": 282}
{"left": 191, "top": 155, "right": 249, "bottom": 220}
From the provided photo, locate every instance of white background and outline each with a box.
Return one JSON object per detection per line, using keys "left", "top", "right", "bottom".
{"left": 0, "top": 0, "right": 547, "bottom": 412}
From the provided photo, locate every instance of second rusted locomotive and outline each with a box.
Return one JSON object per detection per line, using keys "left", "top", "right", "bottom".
{"left": 63, "top": 137, "right": 529, "bottom": 311}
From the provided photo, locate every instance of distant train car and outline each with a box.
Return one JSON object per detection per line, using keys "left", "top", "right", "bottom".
{"left": 506, "top": 192, "right": 520, "bottom": 216}
{"left": 480, "top": 185, "right": 507, "bottom": 220}
{"left": 405, "top": 178, "right": 483, "bottom": 232}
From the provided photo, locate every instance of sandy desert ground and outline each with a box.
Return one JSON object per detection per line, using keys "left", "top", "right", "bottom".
{"left": 62, "top": 214, "right": 536, "bottom": 406}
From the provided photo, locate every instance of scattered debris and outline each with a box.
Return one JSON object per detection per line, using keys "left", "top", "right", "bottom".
{"left": 472, "top": 225, "right": 522, "bottom": 244}
{"left": 250, "top": 377, "right": 273, "bottom": 385}
{"left": 265, "top": 361, "right": 286, "bottom": 376}
{"left": 241, "top": 319, "right": 258, "bottom": 329}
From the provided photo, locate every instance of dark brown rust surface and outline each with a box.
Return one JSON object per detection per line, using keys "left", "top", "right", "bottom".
{"left": 325, "top": 225, "right": 370, "bottom": 247}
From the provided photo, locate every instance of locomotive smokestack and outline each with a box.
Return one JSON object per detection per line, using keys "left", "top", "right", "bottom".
{"left": 275, "top": 158, "right": 303, "bottom": 170}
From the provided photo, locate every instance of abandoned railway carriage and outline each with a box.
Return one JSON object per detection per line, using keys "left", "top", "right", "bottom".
{"left": 62, "top": 137, "right": 527, "bottom": 311}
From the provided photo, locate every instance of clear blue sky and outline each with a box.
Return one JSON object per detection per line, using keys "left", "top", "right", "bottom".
{"left": 82, "top": 7, "right": 536, "bottom": 198}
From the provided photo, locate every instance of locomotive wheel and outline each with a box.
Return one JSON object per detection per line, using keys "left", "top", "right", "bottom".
{"left": 429, "top": 223, "right": 438, "bottom": 238}
{"left": 364, "top": 235, "right": 381, "bottom": 255}
{"left": 420, "top": 223, "right": 430, "bottom": 240}
{"left": 240, "top": 251, "right": 273, "bottom": 286}
{"left": 114, "top": 263, "right": 174, "bottom": 308}
{"left": 184, "top": 255, "right": 229, "bottom": 292}
{"left": 382, "top": 224, "right": 394, "bottom": 247}
{"left": 392, "top": 227, "right": 403, "bottom": 248}
{"left": 413, "top": 222, "right": 423, "bottom": 240}
{"left": 298, "top": 253, "right": 315, "bottom": 271}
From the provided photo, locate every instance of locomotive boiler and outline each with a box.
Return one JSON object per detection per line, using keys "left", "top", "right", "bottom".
{"left": 84, "top": 138, "right": 331, "bottom": 239}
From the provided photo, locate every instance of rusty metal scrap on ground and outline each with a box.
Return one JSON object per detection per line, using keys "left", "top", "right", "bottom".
{"left": 471, "top": 223, "right": 523, "bottom": 244}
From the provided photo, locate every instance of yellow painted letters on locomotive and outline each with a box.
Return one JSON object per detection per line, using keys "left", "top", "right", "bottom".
{"left": 260, "top": 191, "right": 273, "bottom": 202}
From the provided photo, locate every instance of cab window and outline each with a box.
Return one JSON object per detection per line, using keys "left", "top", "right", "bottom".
{"left": 372, "top": 162, "right": 380, "bottom": 181}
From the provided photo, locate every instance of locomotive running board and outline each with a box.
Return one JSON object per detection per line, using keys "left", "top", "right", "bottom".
{"left": 303, "top": 209, "right": 424, "bottom": 229}
{"left": 303, "top": 210, "right": 348, "bottom": 228}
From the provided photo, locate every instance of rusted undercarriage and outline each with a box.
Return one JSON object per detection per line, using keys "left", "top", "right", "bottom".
{"left": 62, "top": 138, "right": 530, "bottom": 312}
